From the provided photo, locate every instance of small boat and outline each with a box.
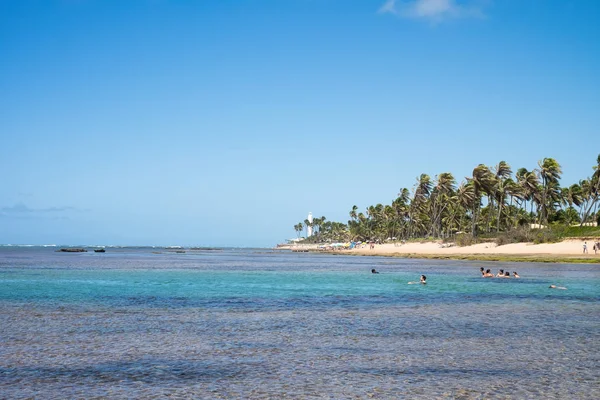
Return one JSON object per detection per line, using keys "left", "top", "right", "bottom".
{"left": 94, "top": 249, "right": 106, "bottom": 253}
{"left": 58, "top": 248, "right": 87, "bottom": 253}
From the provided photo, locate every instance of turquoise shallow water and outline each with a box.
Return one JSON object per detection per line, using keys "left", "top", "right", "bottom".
{"left": 0, "top": 247, "right": 599, "bottom": 399}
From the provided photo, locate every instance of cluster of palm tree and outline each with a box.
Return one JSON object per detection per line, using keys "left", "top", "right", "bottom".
{"left": 293, "top": 155, "right": 600, "bottom": 243}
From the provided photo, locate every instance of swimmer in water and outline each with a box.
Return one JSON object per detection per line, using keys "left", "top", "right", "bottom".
{"left": 513, "top": 271, "right": 520, "bottom": 278}
{"left": 408, "top": 275, "right": 427, "bottom": 284}
{"left": 549, "top": 285, "right": 567, "bottom": 290}
{"left": 371, "top": 268, "right": 379, "bottom": 274}
{"left": 484, "top": 269, "right": 494, "bottom": 278}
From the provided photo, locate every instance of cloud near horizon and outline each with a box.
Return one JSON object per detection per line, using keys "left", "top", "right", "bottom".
{"left": 379, "top": 0, "right": 487, "bottom": 21}
{"left": 0, "top": 202, "right": 85, "bottom": 216}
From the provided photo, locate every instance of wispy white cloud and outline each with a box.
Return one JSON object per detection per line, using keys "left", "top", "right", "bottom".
{"left": 379, "top": 0, "right": 398, "bottom": 14}
{"left": 379, "top": 0, "right": 487, "bottom": 22}
{"left": 0, "top": 202, "right": 87, "bottom": 216}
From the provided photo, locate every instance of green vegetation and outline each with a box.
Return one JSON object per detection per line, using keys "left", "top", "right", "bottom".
{"left": 562, "top": 225, "right": 600, "bottom": 238}
{"left": 294, "top": 154, "right": 600, "bottom": 245}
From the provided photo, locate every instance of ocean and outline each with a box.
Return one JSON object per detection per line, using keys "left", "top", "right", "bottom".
{"left": 0, "top": 246, "right": 598, "bottom": 399}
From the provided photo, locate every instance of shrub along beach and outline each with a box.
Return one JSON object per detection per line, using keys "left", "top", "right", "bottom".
{"left": 292, "top": 155, "right": 600, "bottom": 263}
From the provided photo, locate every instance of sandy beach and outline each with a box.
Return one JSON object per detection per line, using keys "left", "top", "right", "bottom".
{"left": 345, "top": 240, "right": 598, "bottom": 256}
{"left": 284, "top": 239, "right": 600, "bottom": 262}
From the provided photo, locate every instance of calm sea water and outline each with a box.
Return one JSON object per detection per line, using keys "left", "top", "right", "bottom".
{"left": 0, "top": 247, "right": 598, "bottom": 399}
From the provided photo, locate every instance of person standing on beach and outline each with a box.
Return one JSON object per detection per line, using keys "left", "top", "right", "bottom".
{"left": 583, "top": 241, "right": 588, "bottom": 254}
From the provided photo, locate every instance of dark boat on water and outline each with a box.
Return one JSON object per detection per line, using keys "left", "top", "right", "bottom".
{"left": 94, "top": 249, "right": 106, "bottom": 253}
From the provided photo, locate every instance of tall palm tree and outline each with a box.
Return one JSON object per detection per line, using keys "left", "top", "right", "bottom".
{"left": 430, "top": 172, "right": 456, "bottom": 237}
{"left": 517, "top": 168, "right": 540, "bottom": 219}
{"left": 393, "top": 188, "right": 411, "bottom": 239}
{"left": 456, "top": 181, "right": 475, "bottom": 232}
{"left": 578, "top": 154, "right": 600, "bottom": 225}
{"left": 504, "top": 178, "right": 524, "bottom": 228}
{"left": 537, "top": 158, "right": 562, "bottom": 225}
{"left": 562, "top": 184, "right": 583, "bottom": 210}
{"left": 469, "top": 164, "right": 492, "bottom": 236}
{"left": 408, "top": 174, "right": 432, "bottom": 238}
{"left": 560, "top": 184, "right": 583, "bottom": 225}
{"left": 493, "top": 161, "right": 513, "bottom": 232}
{"left": 349, "top": 205, "right": 358, "bottom": 222}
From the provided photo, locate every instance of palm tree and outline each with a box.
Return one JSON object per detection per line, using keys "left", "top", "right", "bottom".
{"left": 504, "top": 178, "right": 524, "bottom": 228}
{"left": 469, "top": 164, "right": 492, "bottom": 237}
{"left": 294, "top": 222, "right": 304, "bottom": 238}
{"left": 430, "top": 172, "right": 456, "bottom": 237}
{"left": 349, "top": 205, "right": 358, "bottom": 222}
{"left": 303, "top": 218, "right": 312, "bottom": 238}
{"left": 392, "top": 188, "right": 411, "bottom": 239}
{"left": 560, "top": 184, "right": 582, "bottom": 225}
{"left": 516, "top": 168, "right": 540, "bottom": 219}
{"left": 408, "top": 174, "right": 432, "bottom": 238}
{"left": 456, "top": 181, "right": 475, "bottom": 232}
{"left": 491, "top": 161, "right": 512, "bottom": 232}
{"left": 562, "top": 184, "right": 583, "bottom": 210}
{"left": 311, "top": 217, "right": 321, "bottom": 239}
{"left": 537, "top": 158, "right": 562, "bottom": 225}
{"left": 578, "top": 154, "right": 600, "bottom": 225}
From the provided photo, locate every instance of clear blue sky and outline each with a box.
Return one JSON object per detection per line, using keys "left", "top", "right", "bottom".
{"left": 1, "top": 0, "right": 599, "bottom": 247}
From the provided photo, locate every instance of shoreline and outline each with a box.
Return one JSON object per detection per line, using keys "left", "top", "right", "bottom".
{"left": 328, "top": 252, "right": 600, "bottom": 264}
{"left": 283, "top": 239, "right": 600, "bottom": 264}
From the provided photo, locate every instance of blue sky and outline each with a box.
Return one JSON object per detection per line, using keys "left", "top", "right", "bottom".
{"left": 1, "top": 0, "right": 599, "bottom": 247}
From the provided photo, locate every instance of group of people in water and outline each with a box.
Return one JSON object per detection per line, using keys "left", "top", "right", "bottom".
{"left": 479, "top": 267, "right": 519, "bottom": 278}
{"left": 372, "top": 267, "right": 565, "bottom": 289}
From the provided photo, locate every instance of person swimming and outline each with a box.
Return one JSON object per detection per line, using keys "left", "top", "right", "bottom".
{"left": 480, "top": 267, "right": 485, "bottom": 276}
{"left": 549, "top": 285, "right": 567, "bottom": 290}
{"left": 484, "top": 269, "right": 494, "bottom": 278}
{"left": 503, "top": 271, "right": 511, "bottom": 278}
{"left": 371, "top": 268, "right": 379, "bottom": 274}
{"left": 496, "top": 269, "right": 505, "bottom": 277}
{"left": 513, "top": 271, "right": 520, "bottom": 278}
{"left": 408, "top": 275, "right": 427, "bottom": 284}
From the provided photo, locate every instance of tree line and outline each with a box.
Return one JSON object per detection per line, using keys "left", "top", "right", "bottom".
{"left": 293, "top": 155, "right": 600, "bottom": 243}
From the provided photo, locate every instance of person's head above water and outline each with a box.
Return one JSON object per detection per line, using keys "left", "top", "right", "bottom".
{"left": 371, "top": 269, "right": 379, "bottom": 274}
